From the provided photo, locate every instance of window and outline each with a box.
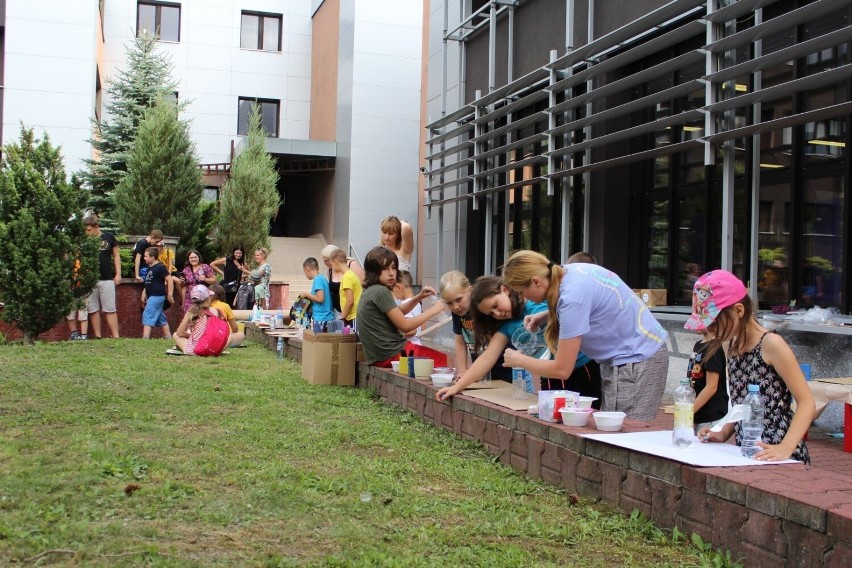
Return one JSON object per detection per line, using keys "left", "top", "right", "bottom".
{"left": 241, "top": 12, "right": 282, "bottom": 51}
{"left": 237, "top": 98, "right": 280, "bottom": 137}
{"left": 137, "top": 2, "right": 181, "bottom": 42}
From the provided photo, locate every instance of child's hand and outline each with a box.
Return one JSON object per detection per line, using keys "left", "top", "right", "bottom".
{"left": 502, "top": 347, "right": 524, "bottom": 368}
{"left": 419, "top": 286, "right": 436, "bottom": 299}
{"left": 753, "top": 442, "right": 795, "bottom": 461}
{"left": 697, "top": 426, "right": 728, "bottom": 443}
{"left": 436, "top": 384, "right": 459, "bottom": 401}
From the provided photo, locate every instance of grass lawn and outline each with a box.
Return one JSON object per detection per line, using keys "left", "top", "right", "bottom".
{"left": 0, "top": 339, "right": 730, "bottom": 566}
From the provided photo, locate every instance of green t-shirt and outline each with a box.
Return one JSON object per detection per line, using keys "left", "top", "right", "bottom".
{"left": 357, "top": 284, "right": 406, "bottom": 364}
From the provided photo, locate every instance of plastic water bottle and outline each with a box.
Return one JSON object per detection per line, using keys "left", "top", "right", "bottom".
{"left": 269, "top": 310, "right": 277, "bottom": 330}
{"left": 672, "top": 378, "right": 695, "bottom": 448}
{"left": 277, "top": 306, "right": 284, "bottom": 328}
{"left": 277, "top": 337, "right": 285, "bottom": 360}
{"left": 512, "top": 368, "right": 531, "bottom": 399}
{"left": 252, "top": 304, "right": 260, "bottom": 322}
{"left": 741, "top": 384, "right": 764, "bottom": 458}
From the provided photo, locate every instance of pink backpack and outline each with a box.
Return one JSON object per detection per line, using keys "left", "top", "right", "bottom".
{"left": 193, "top": 309, "right": 230, "bottom": 357}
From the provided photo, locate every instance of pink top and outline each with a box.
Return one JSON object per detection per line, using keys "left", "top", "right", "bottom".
{"left": 182, "top": 264, "right": 215, "bottom": 312}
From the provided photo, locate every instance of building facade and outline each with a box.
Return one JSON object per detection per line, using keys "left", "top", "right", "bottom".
{"left": 0, "top": 0, "right": 426, "bottom": 270}
{"left": 423, "top": 0, "right": 852, "bottom": 313}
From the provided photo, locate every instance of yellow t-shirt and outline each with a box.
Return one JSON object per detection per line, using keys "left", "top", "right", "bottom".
{"left": 212, "top": 300, "right": 234, "bottom": 323}
{"left": 339, "top": 269, "right": 362, "bottom": 320}
{"left": 158, "top": 248, "right": 175, "bottom": 272}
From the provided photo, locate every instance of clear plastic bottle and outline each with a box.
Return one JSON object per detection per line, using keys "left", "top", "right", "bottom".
{"left": 277, "top": 306, "right": 284, "bottom": 328}
{"left": 277, "top": 337, "right": 285, "bottom": 360}
{"left": 672, "top": 378, "right": 695, "bottom": 448}
{"left": 512, "top": 368, "right": 530, "bottom": 399}
{"left": 741, "top": 383, "right": 764, "bottom": 458}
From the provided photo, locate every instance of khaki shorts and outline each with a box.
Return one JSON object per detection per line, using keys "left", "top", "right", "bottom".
{"left": 68, "top": 294, "right": 90, "bottom": 320}
{"left": 87, "top": 280, "right": 117, "bottom": 313}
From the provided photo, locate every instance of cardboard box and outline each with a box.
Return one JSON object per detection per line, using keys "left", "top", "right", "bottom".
{"left": 355, "top": 342, "right": 366, "bottom": 363}
{"left": 301, "top": 331, "right": 356, "bottom": 386}
{"left": 633, "top": 289, "right": 667, "bottom": 307}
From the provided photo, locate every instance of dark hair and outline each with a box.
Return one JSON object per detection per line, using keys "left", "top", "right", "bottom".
{"left": 567, "top": 251, "right": 597, "bottom": 264}
{"left": 303, "top": 257, "right": 319, "bottom": 271}
{"left": 471, "top": 275, "right": 523, "bottom": 353}
{"left": 231, "top": 246, "right": 245, "bottom": 259}
{"left": 210, "top": 283, "right": 226, "bottom": 302}
{"left": 185, "top": 249, "right": 204, "bottom": 266}
{"left": 363, "top": 246, "right": 398, "bottom": 288}
{"left": 144, "top": 247, "right": 159, "bottom": 259}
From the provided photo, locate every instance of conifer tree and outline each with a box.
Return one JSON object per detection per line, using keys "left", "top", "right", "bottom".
{"left": 113, "top": 98, "right": 203, "bottom": 259}
{"left": 0, "top": 127, "right": 99, "bottom": 345}
{"left": 79, "top": 32, "right": 179, "bottom": 229}
{"left": 216, "top": 104, "right": 280, "bottom": 255}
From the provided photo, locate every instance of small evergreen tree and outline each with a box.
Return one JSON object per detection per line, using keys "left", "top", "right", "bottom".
{"left": 79, "top": 32, "right": 179, "bottom": 229}
{"left": 0, "top": 127, "right": 99, "bottom": 345}
{"left": 216, "top": 104, "right": 280, "bottom": 255}
{"left": 113, "top": 98, "right": 203, "bottom": 260}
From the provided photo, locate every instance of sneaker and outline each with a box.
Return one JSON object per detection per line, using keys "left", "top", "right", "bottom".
{"left": 69, "top": 331, "right": 79, "bottom": 341}
{"left": 77, "top": 334, "right": 88, "bottom": 341}
{"left": 166, "top": 348, "right": 184, "bottom": 356}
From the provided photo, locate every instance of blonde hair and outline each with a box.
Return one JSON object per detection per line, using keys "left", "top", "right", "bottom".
{"left": 380, "top": 216, "right": 402, "bottom": 249}
{"left": 321, "top": 244, "right": 341, "bottom": 259}
{"left": 439, "top": 270, "right": 471, "bottom": 299}
{"left": 502, "top": 250, "right": 564, "bottom": 352}
{"left": 255, "top": 247, "right": 268, "bottom": 260}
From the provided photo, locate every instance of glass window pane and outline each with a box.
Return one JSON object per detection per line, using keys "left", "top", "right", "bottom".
{"left": 241, "top": 14, "right": 259, "bottom": 49}
{"left": 676, "top": 193, "right": 705, "bottom": 302}
{"left": 260, "top": 101, "right": 278, "bottom": 136}
{"left": 801, "top": 177, "right": 844, "bottom": 307}
{"left": 237, "top": 99, "right": 253, "bottom": 135}
{"left": 757, "top": 183, "right": 791, "bottom": 307}
{"left": 159, "top": 6, "right": 180, "bottom": 41}
{"left": 137, "top": 4, "right": 156, "bottom": 35}
{"left": 646, "top": 199, "right": 669, "bottom": 289}
{"left": 263, "top": 17, "right": 281, "bottom": 51}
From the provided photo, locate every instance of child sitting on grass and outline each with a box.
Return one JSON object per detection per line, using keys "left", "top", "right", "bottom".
{"left": 210, "top": 284, "right": 245, "bottom": 347}
{"left": 356, "top": 246, "right": 447, "bottom": 367}
{"left": 173, "top": 285, "right": 224, "bottom": 355}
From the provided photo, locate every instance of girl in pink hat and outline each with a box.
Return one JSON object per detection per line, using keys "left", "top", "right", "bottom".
{"left": 173, "top": 284, "right": 224, "bottom": 355}
{"left": 688, "top": 270, "right": 815, "bottom": 463}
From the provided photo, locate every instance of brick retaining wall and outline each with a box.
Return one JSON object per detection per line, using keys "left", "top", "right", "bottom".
{"left": 242, "top": 327, "right": 852, "bottom": 567}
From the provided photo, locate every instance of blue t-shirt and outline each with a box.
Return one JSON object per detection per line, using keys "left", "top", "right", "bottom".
{"left": 556, "top": 263, "right": 668, "bottom": 366}
{"left": 311, "top": 273, "right": 334, "bottom": 322}
{"left": 496, "top": 300, "right": 592, "bottom": 368}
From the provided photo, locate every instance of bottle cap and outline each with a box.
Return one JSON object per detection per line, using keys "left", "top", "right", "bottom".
{"left": 747, "top": 383, "right": 760, "bottom": 393}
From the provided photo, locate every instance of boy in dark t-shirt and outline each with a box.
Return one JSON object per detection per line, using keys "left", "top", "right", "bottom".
{"left": 141, "top": 247, "right": 173, "bottom": 339}
{"left": 686, "top": 334, "right": 729, "bottom": 431}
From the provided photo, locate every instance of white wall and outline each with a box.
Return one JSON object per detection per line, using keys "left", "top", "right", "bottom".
{"left": 335, "top": 0, "right": 425, "bottom": 268}
{"left": 99, "top": 0, "right": 313, "bottom": 165}
{"left": 2, "top": 0, "right": 100, "bottom": 176}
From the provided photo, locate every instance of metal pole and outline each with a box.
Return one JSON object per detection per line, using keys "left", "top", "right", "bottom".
{"left": 582, "top": 0, "right": 594, "bottom": 251}
{"left": 489, "top": 1, "right": 496, "bottom": 93}
{"left": 508, "top": 4, "right": 514, "bottom": 83}
{"left": 748, "top": 8, "right": 763, "bottom": 295}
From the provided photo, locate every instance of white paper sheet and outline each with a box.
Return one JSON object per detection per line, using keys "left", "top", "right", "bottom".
{"left": 581, "top": 430, "right": 799, "bottom": 467}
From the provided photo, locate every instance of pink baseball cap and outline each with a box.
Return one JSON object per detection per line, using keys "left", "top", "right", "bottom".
{"left": 684, "top": 270, "right": 748, "bottom": 332}
{"left": 190, "top": 284, "right": 214, "bottom": 303}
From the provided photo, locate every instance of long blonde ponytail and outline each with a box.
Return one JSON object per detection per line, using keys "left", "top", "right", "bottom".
{"left": 502, "top": 250, "right": 564, "bottom": 352}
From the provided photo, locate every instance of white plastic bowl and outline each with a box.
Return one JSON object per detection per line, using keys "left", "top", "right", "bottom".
{"left": 430, "top": 373, "right": 454, "bottom": 387}
{"left": 592, "top": 411, "right": 626, "bottom": 432}
{"left": 560, "top": 407, "right": 594, "bottom": 427}
{"left": 433, "top": 367, "right": 456, "bottom": 375}
{"left": 391, "top": 361, "right": 400, "bottom": 372}
{"left": 577, "top": 396, "right": 598, "bottom": 409}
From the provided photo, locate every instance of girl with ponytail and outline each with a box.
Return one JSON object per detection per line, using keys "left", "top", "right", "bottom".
{"left": 501, "top": 250, "right": 669, "bottom": 420}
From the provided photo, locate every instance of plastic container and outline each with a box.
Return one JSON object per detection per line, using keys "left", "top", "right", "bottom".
{"left": 577, "top": 396, "right": 598, "bottom": 409}
{"left": 430, "top": 373, "right": 454, "bottom": 387}
{"left": 672, "top": 378, "right": 695, "bottom": 448}
{"left": 560, "top": 407, "right": 594, "bottom": 427}
{"left": 276, "top": 337, "right": 284, "bottom": 360}
{"left": 592, "top": 411, "right": 626, "bottom": 432}
{"left": 391, "top": 361, "right": 400, "bottom": 372}
{"left": 511, "top": 368, "right": 530, "bottom": 399}
{"left": 741, "top": 383, "right": 765, "bottom": 458}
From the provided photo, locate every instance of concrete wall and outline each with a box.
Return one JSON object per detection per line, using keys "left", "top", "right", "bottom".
{"left": 1, "top": 0, "right": 100, "bottom": 175}
{"left": 310, "top": 0, "right": 338, "bottom": 142}
{"left": 334, "top": 0, "right": 425, "bottom": 267}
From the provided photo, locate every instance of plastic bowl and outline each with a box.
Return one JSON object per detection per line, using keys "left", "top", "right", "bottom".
{"left": 433, "top": 367, "right": 456, "bottom": 375}
{"left": 577, "top": 396, "right": 598, "bottom": 409}
{"left": 560, "top": 407, "right": 594, "bottom": 427}
{"left": 592, "top": 411, "right": 626, "bottom": 432}
{"left": 430, "top": 373, "right": 454, "bottom": 387}
{"left": 391, "top": 361, "right": 400, "bottom": 372}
